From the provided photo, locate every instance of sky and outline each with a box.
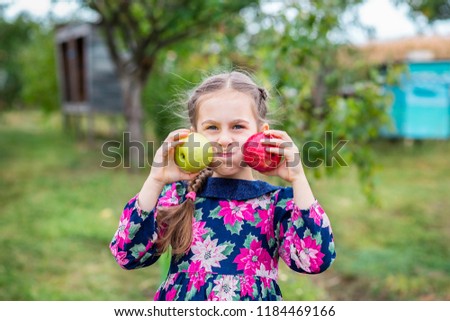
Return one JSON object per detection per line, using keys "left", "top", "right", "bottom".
{"left": 2, "top": 0, "right": 450, "bottom": 44}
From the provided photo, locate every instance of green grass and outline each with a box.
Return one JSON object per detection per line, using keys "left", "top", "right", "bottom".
{"left": 292, "top": 139, "right": 450, "bottom": 300}
{"left": 1, "top": 111, "right": 449, "bottom": 300}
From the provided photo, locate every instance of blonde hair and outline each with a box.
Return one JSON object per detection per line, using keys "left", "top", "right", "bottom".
{"left": 156, "top": 71, "right": 270, "bottom": 255}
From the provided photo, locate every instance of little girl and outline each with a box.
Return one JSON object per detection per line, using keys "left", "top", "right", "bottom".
{"left": 110, "top": 71, "right": 336, "bottom": 301}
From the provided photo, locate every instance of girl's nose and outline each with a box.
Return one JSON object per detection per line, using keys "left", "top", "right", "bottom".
{"left": 217, "top": 132, "right": 233, "bottom": 148}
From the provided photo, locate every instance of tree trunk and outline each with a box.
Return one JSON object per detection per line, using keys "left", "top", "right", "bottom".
{"left": 121, "top": 74, "right": 145, "bottom": 169}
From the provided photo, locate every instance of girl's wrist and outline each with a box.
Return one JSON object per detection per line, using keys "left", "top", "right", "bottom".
{"left": 146, "top": 175, "right": 167, "bottom": 189}
{"left": 291, "top": 173, "right": 315, "bottom": 209}
{"left": 137, "top": 176, "right": 167, "bottom": 212}
{"left": 290, "top": 171, "right": 307, "bottom": 184}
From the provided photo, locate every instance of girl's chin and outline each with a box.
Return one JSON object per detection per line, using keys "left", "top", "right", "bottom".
{"left": 211, "top": 165, "right": 253, "bottom": 180}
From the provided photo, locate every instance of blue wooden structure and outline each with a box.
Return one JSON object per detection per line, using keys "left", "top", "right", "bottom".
{"left": 385, "top": 61, "right": 450, "bottom": 139}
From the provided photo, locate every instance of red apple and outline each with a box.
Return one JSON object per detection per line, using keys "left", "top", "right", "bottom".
{"left": 242, "top": 132, "right": 282, "bottom": 172}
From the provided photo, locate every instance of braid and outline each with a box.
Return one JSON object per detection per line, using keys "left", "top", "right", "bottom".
{"left": 156, "top": 168, "right": 213, "bottom": 255}
{"left": 189, "top": 168, "right": 213, "bottom": 193}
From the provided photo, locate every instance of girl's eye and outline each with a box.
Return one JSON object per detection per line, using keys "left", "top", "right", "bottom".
{"left": 233, "top": 124, "right": 244, "bottom": 130}
{"left": 206, "top": 125, "right": 218, "bottom": 130}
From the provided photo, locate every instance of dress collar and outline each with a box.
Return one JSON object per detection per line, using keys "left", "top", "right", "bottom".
{"left": 196, "top": 177, "right": 280, "bottom": 200}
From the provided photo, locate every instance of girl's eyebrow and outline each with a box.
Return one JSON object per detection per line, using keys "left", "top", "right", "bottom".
{"left": 232, "top": 119, "right": 250, "bottom": 124}
{"left": 201, "top": 119, "right": 250, "bottom": 125}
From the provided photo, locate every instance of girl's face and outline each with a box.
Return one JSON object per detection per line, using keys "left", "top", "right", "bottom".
{"left": 195, "top": 89, "right": 268, "bottom": 180}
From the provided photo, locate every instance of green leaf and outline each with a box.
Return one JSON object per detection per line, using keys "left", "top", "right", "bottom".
{"left": 204, "top": 227, "right": 216, "bottom": 239}
{"left": 276, "top": 198, "right": 288, "bottom": 209}
{"left": 185, "top": 285, "right": 197, "bottom": 300}
{"left": 225, "top": 220, "right": 243, "bottom": 235}
{"left": 221, "top": 241, "right": 235, "bottom": 256}
{"left": 293, "top": 216, "right": 305, "bottom": 229}
{"left": 209, "top": 205, "right": 222, "bottom": 220}
{"left": 177, "top": 261, "right": 189, "bottom": 272}
{"left": 130, "top": 243, "right": 147, "bottom": 259}
{"left": 328, "top": 241, "right": 335, "bottom": 255}
{"left": 194, "top": 208, "right": 204, "bottom": 221}
{"left": 243, "top": 233, "right": 258, "bottom": 248}
{"left": 128, "top": 222, "right": 141, "bottom": 240}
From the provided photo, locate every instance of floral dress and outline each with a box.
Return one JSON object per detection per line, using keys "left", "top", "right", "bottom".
{"left": 110, "top": 177, "right": 336, "bottom": 301}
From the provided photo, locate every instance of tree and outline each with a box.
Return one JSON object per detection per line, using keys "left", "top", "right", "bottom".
{"left": 136, "top": 0, "right": 393, "bottom": 202}
{"left": 84, "top": 0, "right": 259, "bottom": 168}
{"left": 0, "top": 12, "right": 37, "bottom": 109}
{"left": 18, "top": 23, "right": 59, "bottom": 112}
{"left": 236, "top": 0, "right": 392, "bottom": 203}
{"left": 395, "top": 0, "right": 450, "bottom": 22}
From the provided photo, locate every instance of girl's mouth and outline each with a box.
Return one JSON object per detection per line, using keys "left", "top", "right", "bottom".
{"left": 215, "top": 152, "right": 234, "bottom": 158}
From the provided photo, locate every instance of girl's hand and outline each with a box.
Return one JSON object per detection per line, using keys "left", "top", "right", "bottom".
{"left": 148, "top": 129, "right": 200, "bottom": 185}
{"left": 260, "top": 129, "right": 305, "bottom": 183}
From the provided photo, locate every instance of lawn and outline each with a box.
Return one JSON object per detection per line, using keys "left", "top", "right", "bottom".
{"left": 0, "top": 111, "right": 449, "bottom": 300}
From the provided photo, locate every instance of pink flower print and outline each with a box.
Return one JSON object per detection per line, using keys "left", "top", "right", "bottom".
{"left": 116, "top": 209, "right": 132, "bottom": 248}
{"left": 158, "top": 183, "right": 180, "bottom": 207}
{"left": 110, "top": 242, "right": 118, "bottom": 256}
{"left": 256, "top": 204, "right": 275, "bottom": 241}
{"left": 291, "top": 206, "right": 302, "bottom": 222}
{"left": 280, "top": 226, "right": 298, "bottom": 266}
{"left": 291, "top": 234, "right": 324, "bottom": 273}
{"left": 212, "top": 275, "right": 239, "bottom": 301}
{"left": 163, "top": 273, "right": 178, "bottom": 291}
{"left": 255, "top": 263, "right": 277, "bottom": 288}
{"left": 248, "top": 194, "right": 271, "bottom": 209}
{"left": 186, "top": 261, "right": 207, "bottom": 292}
{"left": 190, "top": 236, "right": 227, "bottom": 272}
{"left": 309, "top": 201, "right": 325, "bottom": 226}
{"left": 286, "top": 199, "right": 295, "bottom": 211}
{"left": 192, "top": 218, "right": 207, "bottom": 245}
{"left": 207, "top": 291, "right": 220, "bottom": 301}
{"left": 239, "top": 274, "right": 255, "bottom": 299}
{"left": 218, "top": 200, "right": 254, "bottom": 225}
{"left": 115, "top": 250, "right": 130, "bottom": 267}
{"left": 110, "top": 242, "right": 130, "bottom": 266}
{"left": 165, "top": 287, "right": 177, "bottom": 301}
{"left": 153, "top": 290, "right": 160, "bottom": 300}
{"left": 278, "top": 225, "right": 291, "bottom": 264}
{"left": 233, "top": 240, "right": 272, "bottom": 274}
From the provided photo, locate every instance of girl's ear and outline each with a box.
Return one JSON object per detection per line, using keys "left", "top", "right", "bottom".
{"left": 260, "top": 123, "right": 269, "bottom": 132}
{"left": 190, "top": 126, "right": 195, "bottom": 132}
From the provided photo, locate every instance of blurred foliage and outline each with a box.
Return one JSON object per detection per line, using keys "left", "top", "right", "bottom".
{"left": 83, "top": 0, "right": 259, "bottom": 167}
{"left": 236, "top": 0, "right": 392, "bottom": 203}
{"left": 18, "top": 24, "right": 59, "bottom": 112}
{"left": 0, "top": 12, "right": 36, "bottom": 109}
{"left": 2, "top": 0, "right": 401, "bottom": 201}
{"left": 0, "top": 10, "right": 59, "bottom": 112}
{"left": 140, "top": 0, "right": 398, "bottom": 203}
{"left": 395, "top": 0, "right": 450, "bottom": 22}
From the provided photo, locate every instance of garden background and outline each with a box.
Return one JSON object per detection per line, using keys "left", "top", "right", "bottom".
{"left": 1, "top": 0, "right": 449, "bottom": 300}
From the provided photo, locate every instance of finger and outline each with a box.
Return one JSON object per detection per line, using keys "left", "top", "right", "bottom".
{"left": 170, "top": 140, "right": 185, "bottom": 148}
{"left": 179, "top": 171, "right": 201, "bottom": 181}
{"left": 263, "top": 129, "right": 291, "bottom": 141}
{"left": 260, "top": 138, "right": 294, "bottom": 148}
{"left": 264, "top": 146, "right": 287, "bottom": 156}
{"left": 165, "top": 129, "right": 190, "bottom": 142}
{"left": 161, "top": 141, "right": 185, "bottom": 158}
{"left": 161, "top": 140, "right": 184, "bottom": 154}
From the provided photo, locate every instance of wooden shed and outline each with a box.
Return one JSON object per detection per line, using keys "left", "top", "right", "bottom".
{"left": 55, "top": 23, "right": 123, "bottom": 137}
